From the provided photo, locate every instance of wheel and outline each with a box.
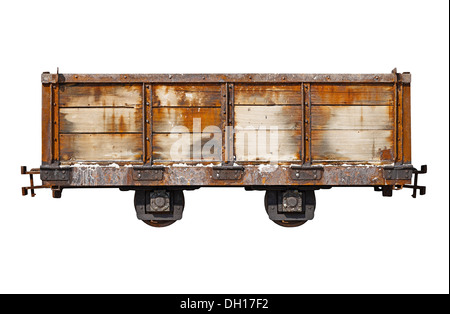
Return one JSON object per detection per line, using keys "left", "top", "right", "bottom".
{"left": 142, "top": 220, "right": 177, "bottom": 228}
{"left": 264, "top": 190, "right": 314, "bottom": 228}
{"left": 134, "top": 190, "right": 185, "bottom": 227}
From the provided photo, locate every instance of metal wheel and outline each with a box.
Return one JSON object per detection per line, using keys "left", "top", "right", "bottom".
{"left": 134, "top": 190, "right": 185, "bottom": 227}
{"left": 264, "top": 190, "right": 314, "bottom": 228}
{"left": 142, "top": 220, "right": 177, "bottom": 228}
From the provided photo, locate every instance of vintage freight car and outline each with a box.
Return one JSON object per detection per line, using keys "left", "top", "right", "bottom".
{"left": 21, "top": 69, "right": 426, "bottom": 227}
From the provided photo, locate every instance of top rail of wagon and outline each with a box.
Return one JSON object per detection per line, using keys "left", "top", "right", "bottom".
{"left": 41, "top": 72, "right": 411, "bottom": 84}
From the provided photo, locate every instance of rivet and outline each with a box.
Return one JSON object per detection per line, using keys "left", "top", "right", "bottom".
{"left": 74, "top": 75, "right": 78, "bottom": 79}
{"left": 374, "top": 76, "right": 379, "bottom": 81}
{"left": 62, "top": 171, "right": 66, "bottom": 174}
{"left": 249, "top": 75, "right": 252, "bottom": 80}
{"left": 124, "top": 75, "right": 127, "bottom": 79}
{"left": 282, "top": 76, "right": 286, "bottom": 80}
{"left": 295, "top": 173, "right": 300, "bottom": 177}
{"left": 146, "top": 102, "right": 150, "bottom": 106}
{"left": 146, "top": 137, "right": 149, "bottom": 141}
{"left": 202, "top": 76, "right": 206, "bottom": 80}
{"left": 169, "top": 75, "right": 173, "bottom": 79}
{"left": 146, "top": 120, "right": 149, "bottom": 123}
{"left": 313, "top": 175, "right": 317, "bottom": 179}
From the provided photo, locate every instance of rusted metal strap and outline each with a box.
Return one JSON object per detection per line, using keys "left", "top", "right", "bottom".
{"left": 383, "top": 166, "right": 414, "bottom": 180}
{"left": 42, "top": 73, "right": 409, "bottom": 84}
{"left": 290, "top": 166, "right": 324, "bottom": 180}
{"left": 132, "top": 166, "right": 164, "bottom": 181}
{"left": 40, "top": 166, "right": 72, "bottom": 181}
{"left": 212, "top": 166, "right": 244, "bottom": 180}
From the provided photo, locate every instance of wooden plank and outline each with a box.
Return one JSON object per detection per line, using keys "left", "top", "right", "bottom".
{"left": 153, "top": 132, "right": 222, "bottom": 161}
{"left": 234, "top": 85, "right": 302, "bottom": 105}
{"left": 60, "top": 134, "right": 143, "bottom": 161}
{"left": 153, "top": 84, "right": 222, "bottom": 107}
{"left": 60, "top": 84, "right": 142, "bottom": 107}
{"left": 311, "top": 84, "right": 394, "bottom": 105}
{"left": 235, "top": 130, "right": 301, "bottom": 161}
{"left": 153, "top": 107, "right": 222, "bottom": 133}
{"left": 311, "top": 130, "right": 394, "bottom": 161}
{"left": 311, "top": 105, "right": 393, "bottom": 130}
{"left": 235, "top": 106, "right": 302, "bottom": 130}
{"left": 60, "top": 107, "right": 143, "bottom": 133}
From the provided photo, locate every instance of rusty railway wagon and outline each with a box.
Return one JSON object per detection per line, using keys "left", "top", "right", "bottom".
{"left": 21, "top": 69, "right": 426, "bottom": 227}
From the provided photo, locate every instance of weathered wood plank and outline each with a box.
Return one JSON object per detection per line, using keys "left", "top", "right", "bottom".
{"left": 153, "top": 84, "right": 222, "bottom": 107}
{"left": 153, "top": 107, "right": 222, "bottom": 133}
{"left": 311, "top": 130, "right": 394, "bottom": 161}
{"left": 235, "top": 106, "right": 302, "bottom": 130}
{"left": 311, "top": 84, "right": 394, "bottom": 105}
{"left": 235, "top": 130, "right": 301, "bottom": 161}
{"left": 234, "top": 85, "right": 302, "bottom": 105}
{"left": 60, "top": 134, "right": 143, "bottom": 161}
{"left": 60, "top": 84, "right": 142, "bottom": 107}
{"left": 60, "top": 107, "right": 143, "bottom": 133}
{"left": 311, "top": 105, "right": 393, "bottom": 130}
{"left": 153, "top": 132, "right": 222, "bottom": 161}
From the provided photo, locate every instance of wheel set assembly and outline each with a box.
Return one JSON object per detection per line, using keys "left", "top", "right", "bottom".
{"left": 133, "top": 189, "right": 316, "bottom": 228}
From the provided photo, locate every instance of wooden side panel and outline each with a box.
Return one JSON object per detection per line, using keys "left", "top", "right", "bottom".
{"left": 60, "top": 84, "right": 142, "bottom": 107}
{"left": 153, "top": 107, "right": 222, "bottom": 133}
{"left": 235, "top": 130, "right": 301, "bottom": 161}
{"left": 311, "top": 106, "right": 393, "bottom": 130}
{"left": 235, "top": 106, "right": 302, "bottom": 130}
{"left": 58, "top": 84, "right": 144, "bottom": 162}
{"left": 153, "top": 132, "right": 222, "bottom": 161}
{"left": 310, "top": 83, "right": 395, "bottom": 163}
{"left": 234, "top": 85, "right": 302, "bottom": 105}
{"left": 311, "top": 84, "right": 394, "bottom": 105}
{"left": 60, "top": 134, "right": 143, "bottom": 161}
{"left": 311, "top": 130, "right": 394, "bottom": 161}
{"left": 153, "top": 85, "right": 222, "bottom": 107}
{"left": 60, "top": 107, "right": 143, "bottom": 133}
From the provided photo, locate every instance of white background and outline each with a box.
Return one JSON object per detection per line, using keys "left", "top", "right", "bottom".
{"left": 0, "top": 0, "right": 448, "bottom": 294}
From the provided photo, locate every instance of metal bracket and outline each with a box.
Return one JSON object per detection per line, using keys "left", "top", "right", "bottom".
{"left": 40, "top": 166, "right": 71, "bottom": 181}
{"left": 21, "top": 166, "right": 50, "bottom": 197}
{"left": 383, "top": 166, "right": 414, "bottom": 180}
{"left": 132, "top": 166, "right": 164, "bottom": 181}
{"left": 212, "top": 166, "right": 244, "bottom": 180}
{"left": 290, "top": 166, "right": 324, "bottom": 180}
{"left": 403, "top": 165, "right": 427, "bottom": 198}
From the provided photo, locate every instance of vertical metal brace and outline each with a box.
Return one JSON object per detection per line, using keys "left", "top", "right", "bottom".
{"left": 144, "top": 83, "right": 153, "bottom": 164}
{"left": 303, "top": 83, "right": 312, "bottom": 165}
{"left": 221, "top": 83, "right": 227, "bottom": 165}
{"left": 397, "top": 80, "right": 404, "bottom": 164}
{"left": 51, "top": 80, "right": 60, "bottom": 163}
{"left": 225, "top": 83, "right": 235, "bottom": 165}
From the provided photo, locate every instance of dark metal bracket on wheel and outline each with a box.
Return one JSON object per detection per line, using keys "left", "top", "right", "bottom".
{"left": 21, "top": 70, "right": 427, "bottom": 228}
